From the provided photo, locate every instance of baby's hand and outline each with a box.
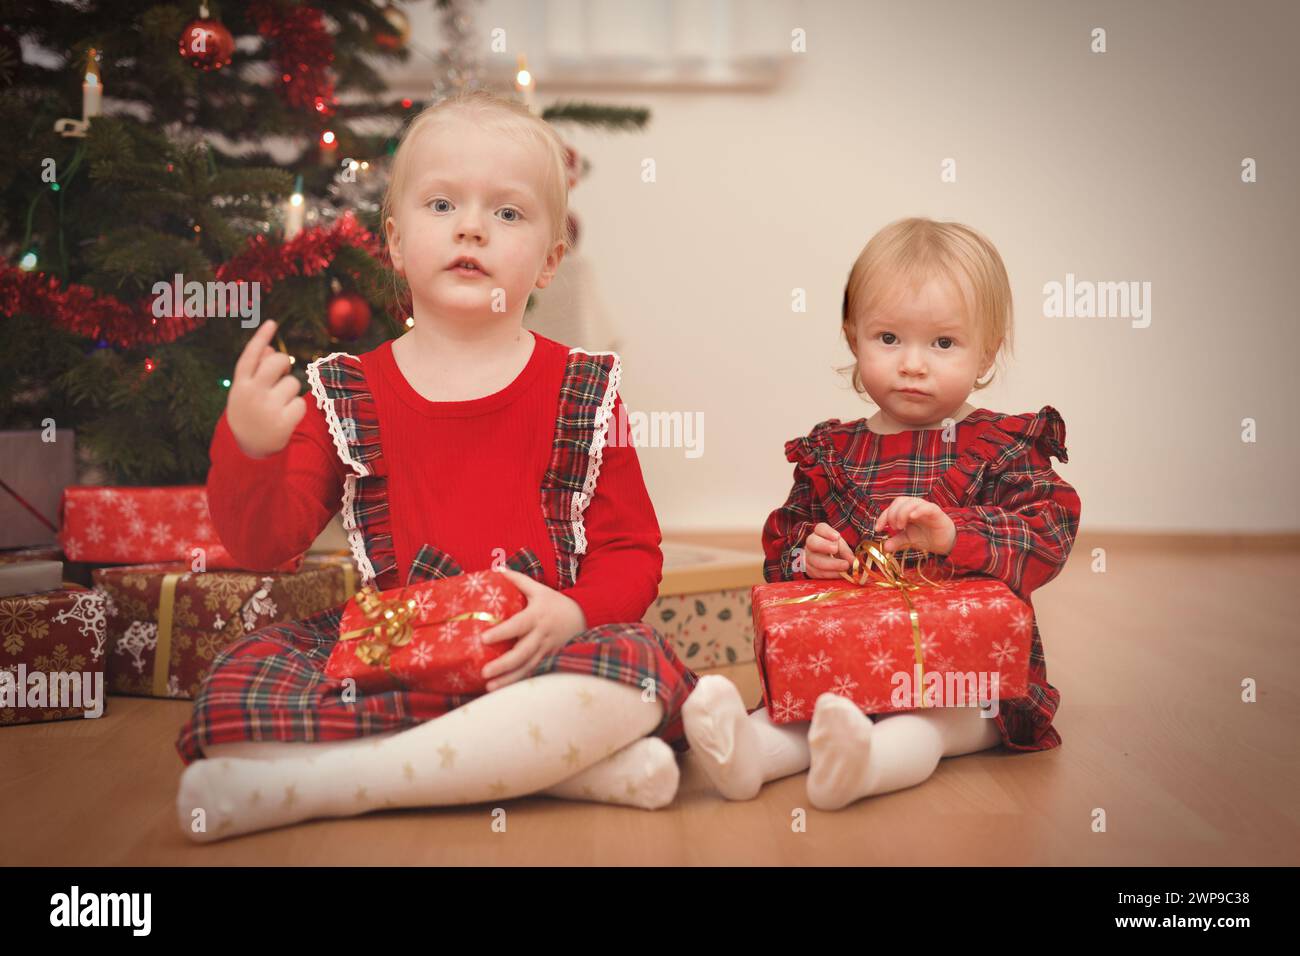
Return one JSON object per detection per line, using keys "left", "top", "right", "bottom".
{"left": 478, "top": 568, "right": 587, "bottom": 691}
{"left": 802, "top": 522, "right": 855, "bottom": 579}
{"left": 226, "top": 319, "right": 307, "bottom": 460}
{"left": 874, "top": 497, "right": 957, "bottom": 556}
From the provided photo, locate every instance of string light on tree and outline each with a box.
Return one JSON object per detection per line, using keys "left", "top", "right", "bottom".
{"left": 55, "top": 47, "right": 102, "bottom": 137}
{"left": 284, "top": 174, "right": 305, "bottom": 240}
{"left": 514, "top": 54, "right": 535, "bottom": 112}
{"left": 374, "top": 1, "right": 412, "bottom": 51}
{"left": 320, "top": 128, "right": 338, "bottom": 165}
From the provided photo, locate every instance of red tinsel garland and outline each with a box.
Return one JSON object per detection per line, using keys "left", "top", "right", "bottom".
{"left": 0, "top": 213, "right": 382, "bottom": 348}
{"left": 247, "top": 0, "right": 338, "bottom": 117}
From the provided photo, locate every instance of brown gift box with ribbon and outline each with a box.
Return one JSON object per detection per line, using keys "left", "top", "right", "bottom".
{"left": 752, "top": 535, "right": 1034, "bottom": 724}
{"left": 1, "top": 584, "right": 108, "bottom": 725}
{"left": 92, "top": 553, "right": 357, "bottom": 699}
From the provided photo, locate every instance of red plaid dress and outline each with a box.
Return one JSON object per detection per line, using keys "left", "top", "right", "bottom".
{"left": 176, "top": 344, "right": 698, "bottom": 765}
{"left": 761, "top": 406, "right": 1081, "bottom": 752}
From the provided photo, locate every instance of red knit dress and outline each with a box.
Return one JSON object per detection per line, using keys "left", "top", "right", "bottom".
{"left": 761, "top": 407, "right": 1081, "bottom": 752}
{"left": 175, "top": 332, "right": 698, "bottom": 764}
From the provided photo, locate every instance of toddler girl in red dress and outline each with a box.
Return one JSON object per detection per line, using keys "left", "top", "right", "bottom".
{"left": 683, "top": 217, "right": 1081, "bottom": 810}
{"left": 174, "top": 90, "right": 697, "bottom": 841}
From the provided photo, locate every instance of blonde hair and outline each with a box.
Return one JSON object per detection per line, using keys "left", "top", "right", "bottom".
{"left": 381, "top": 89, "right": 571, "bottom": 256}
{"left": 840, "top": 217, "right": 1014, "bottom": 396}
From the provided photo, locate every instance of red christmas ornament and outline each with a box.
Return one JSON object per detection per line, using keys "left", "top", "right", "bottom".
{"left": 327, "top": 291, "right": 371, "bottom": 340}
{"left": 179, "top": 17, "right": 234, "bottom": 71}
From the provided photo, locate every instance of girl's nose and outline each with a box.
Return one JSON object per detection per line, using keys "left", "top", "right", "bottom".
{"left": 456, "top": 211, "right": 486, "bottom": 242}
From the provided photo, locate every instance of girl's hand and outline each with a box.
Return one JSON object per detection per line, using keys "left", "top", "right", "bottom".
{"left": 874, "top": 497, "right": 957, "bottom": 555}
{"left": 803, "top": 522, "right": 856, "bottom": 579}
{"left": 479, "top": 567, "right": 588, "bottom": 691}
{"left": 227, "top": 319, "right": 306, "bottom": 460}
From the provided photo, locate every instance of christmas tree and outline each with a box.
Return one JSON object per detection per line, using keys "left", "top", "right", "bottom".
{"left": 0, "top": 0, "right": 651, "bottom": 488}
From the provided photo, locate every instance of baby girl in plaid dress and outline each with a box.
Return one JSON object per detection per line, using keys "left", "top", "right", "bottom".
{"left": 683, "top": 218, "right": 1081, "bottom": 810}
{"left": 175, "top": 90, "right": 697, "bottom": 841}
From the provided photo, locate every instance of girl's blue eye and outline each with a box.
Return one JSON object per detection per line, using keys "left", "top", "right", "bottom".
{"left": 498, "top": 207, "right": 521, "bottom": 222}
{"left": 430, "top": 198, "right": 452, "bottom": 213}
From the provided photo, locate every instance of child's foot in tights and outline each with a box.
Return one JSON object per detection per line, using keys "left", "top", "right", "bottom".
{"left": 806, "top": 693, "right": 1003, "bottom": 810}
{"left": 681, "top": 674, "right": 812, "bottom": 801}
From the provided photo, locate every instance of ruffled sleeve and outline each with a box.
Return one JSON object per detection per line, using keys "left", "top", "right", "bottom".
{"left": 761, "top": 419, "right": 875, "bottom": 581}
{"left": 305, "top": 351, "right": 394, "bottom": 590}
{"left": 934, "top": 406, "right": 1081, "bottom": 602}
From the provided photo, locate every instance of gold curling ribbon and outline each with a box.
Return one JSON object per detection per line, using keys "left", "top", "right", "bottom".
{"left": 153, "top": 571, "right": 185, "bottom": 697}
{"left": 769, "top": 534, "right": 952, "bottom": 707}
{"left": 338, "top": 585, "right": 501, "bottom": 668}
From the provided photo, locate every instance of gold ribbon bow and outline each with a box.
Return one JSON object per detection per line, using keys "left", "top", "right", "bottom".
{"left": 770, "top": 533, "right": 953, "bottom": 706}
{"left": 338, "top": 585, "right": 502, "bottom": 668}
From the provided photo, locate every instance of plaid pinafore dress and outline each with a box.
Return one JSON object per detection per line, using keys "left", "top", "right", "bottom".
{"left": 175, "top": 349, "right": 699, "bottom": 765}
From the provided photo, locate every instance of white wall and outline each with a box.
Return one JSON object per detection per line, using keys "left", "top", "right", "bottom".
{"left": 388, "top": 0, "right": 1300, "bottom": 534}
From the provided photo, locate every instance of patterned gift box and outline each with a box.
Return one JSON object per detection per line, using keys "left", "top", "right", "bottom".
{"left": 646, "top": 542, "right": 765, "bottom": 671}
{"left": 326, "top": 569, "right": 522, "bottom": 695}
{"left": 59, "top": 485, "right": 307, "bottom": 572}
{"left": 92, "top": 553, "right": 357, "bottom": 699}
{"left": 0, "top": 585, "right": 108, "bottom": 725}
{"left": 752, "top": 563, "right": 1034, "bottom": 724}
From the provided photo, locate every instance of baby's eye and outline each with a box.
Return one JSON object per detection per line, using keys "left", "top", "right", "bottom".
{"left": 936, "top": 337, "right": 954, "bottom": 349}
{"left": 429, "top": 198, "right": 453, "bottom": 213}
{"left": 880, "top": 332, "right": 898, "bottom": 345}
{"left": 497, "top": 207, "right": 522, "bottom": 223}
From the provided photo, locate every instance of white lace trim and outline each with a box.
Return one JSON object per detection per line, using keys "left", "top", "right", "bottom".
{"left": 306, "top": 352, "right": 379, "bottom": 587}
{"left": 566, "top": 348, "right": 622, "bottom": 558}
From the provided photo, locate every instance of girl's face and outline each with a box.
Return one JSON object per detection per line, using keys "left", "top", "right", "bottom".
{"left": 849, "top": 275, "right": 992, "bottom": 428}
{"left": 385, "top": 115, "right": 565, "bottom": 325}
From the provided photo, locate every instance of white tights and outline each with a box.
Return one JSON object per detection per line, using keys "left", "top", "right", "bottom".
{"left": 682, "top": 674, "right": 1002, "bottom": 810}
{"left": 177, "top": 672, "right": 675, "bottom": 842}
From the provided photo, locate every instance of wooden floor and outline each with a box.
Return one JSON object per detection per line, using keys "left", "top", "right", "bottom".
{"left": 2, "top": 534, "right": 1297, "bottom": 866}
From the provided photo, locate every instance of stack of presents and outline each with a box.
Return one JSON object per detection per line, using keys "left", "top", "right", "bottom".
{"left": 1, "top": 429, "right": 766, "bottom": 728}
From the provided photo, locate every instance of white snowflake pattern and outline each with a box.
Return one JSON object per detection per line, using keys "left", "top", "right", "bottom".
{"left": 127, "top": 516, "right": 146, "bottom": 540}
{"left": 878, "top": 605, "right": 907, "bottom": 627}
{"left": 410, "top": 589, "right": 439, "bottom": 622}
{"left": 772, "top": 690, "right": 807, "bottom": 722}
{"left": 437, "top": 622, "right": 459, "bottom": 644}
{"left": 815, "top": 616, "right": 846, "bottom": 638}
{"left": 806, "top": 649, "right": 832, "bottom": 676}
{"left": 85, "top": 522, "right": 104, "bottom": 544}
{"left": 150, "top": 521, "right": 172, "bottom": 547}
{"left": 868, "top": 648, "right": 896, "bottom": 677}
{"left": 1009, "top": 611, "right": 1033, "bottom": 637}
{"left": 984, "top": 594, "right": 1012, "bottom": 612}
{"left": 953, "top": 621, "right": 978, "bottom": 646}
{"left": 63, "top": 536, "right": 82, "bottom": 558}
{"left": 989, "top": 639, "right": 1019, "bottom": 666}
{"left": 480, "top": 585, "right": 507, "bottom": 616}
{"left": 460, "top": 572, "right": 489, "bottom": 597}
{"left": 919, "top": 630, "right": 943, "bottom": 657}
{"left": 167, "top": 674, "right": 184, "bottom": 698}
{"left": 946, "top": 594, "right": 983, "bottom": 618}
{"left": 831, "top": 673, "right": 860, "bottom": 697}
{"left": 115, "top": 495, "right": 140, "bottom": 520}
{"left": 408, "top": 643, "right": 434, "bottom": 667}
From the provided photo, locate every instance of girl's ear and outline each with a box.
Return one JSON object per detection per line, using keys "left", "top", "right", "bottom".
{"left": 385, "top": 216, "right": 404, "bottom": 274}
{"left": 534, "top": 239, "right": 567, "bottom": 290}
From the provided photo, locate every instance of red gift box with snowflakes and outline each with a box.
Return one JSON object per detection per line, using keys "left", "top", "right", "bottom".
{"left": 1, "top": 585, "right": 108, "bottom": 725}
{"left": 751, "top": 573, "right": 1034, "bottom": 724}
{"left": 58, "top": 485, "right": 304, "bottom": 571}
{"left": 326, "top": 570, "right": 522, "bottom": 695}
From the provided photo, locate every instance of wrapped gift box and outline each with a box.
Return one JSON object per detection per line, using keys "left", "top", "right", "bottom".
{"left": 92, "top": 553, "right": 356, "bottom": 699}
{"left": 752, "top": 571, "right": 1034, "bottom": 724}
{"left": 59, "top": 485, "right": 305, "bottom": 571}
{"left": 0, "top": 560, "right": 64, "bottom": 598}
{"left": 0, "top": 429, "right": 78, "bottom": 549}
{"left": 645, "top": 541, "right": 764, "bottom": 670}
{"left": 0, "top": 585, "right": 108, "bottom": 725}
{"left": 326, "top": 570, "right": 521, "bottom": 695}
